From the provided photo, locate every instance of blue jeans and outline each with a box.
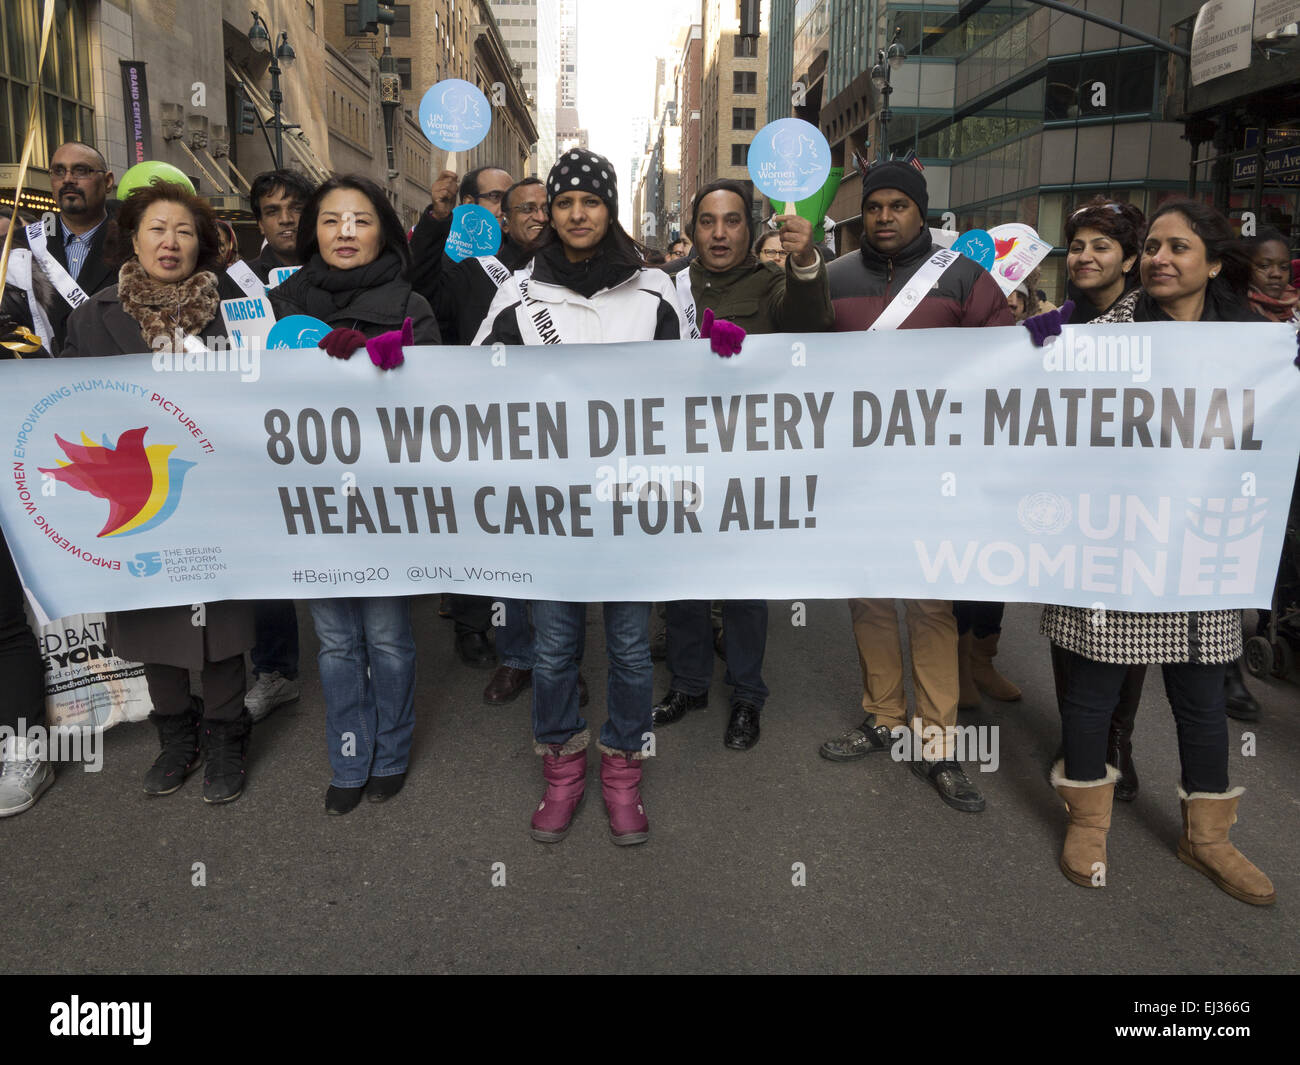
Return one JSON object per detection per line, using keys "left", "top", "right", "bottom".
{"left": 495, "top": 598, "right": 535, "bottom": 670}
{"left": 531, "top": 601, "right": 651, "bottom": 753}
{"left": 309, "top": 597, "right": 416, "bottom": 788}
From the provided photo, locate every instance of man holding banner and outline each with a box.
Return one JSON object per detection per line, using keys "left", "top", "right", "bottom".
{"left": 818, "top": 160, "right": 1013, "bottom": 812}
{"left": 655, "top": 178, "right": 834, "bottom": 750}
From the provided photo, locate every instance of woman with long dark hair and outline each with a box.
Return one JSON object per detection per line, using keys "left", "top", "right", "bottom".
{"left": 1027, "top": 198, "right": 1275, "bottom": 905}
{"left": 270, "top": 174, "right": 438, "bottom": 815}
{"left": 478, "top": 149, "right": 691, "bottom": 846}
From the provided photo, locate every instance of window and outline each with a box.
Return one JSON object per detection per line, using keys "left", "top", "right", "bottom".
{"left": 305, "top": 0, "right": 315, "bottom": 31}
{"left": 734, "top": 35, "right": 757, "bottom": 58}
{"left": 0, "top": 0, "right": 93, "bottom": 170}
{"left": 733, "top": 70, "right": 756, "bottom": 94}
{"left": 732, "top": 107, "right": 755, "bottom": 131}
{"left": 731, "top": 142, "right": 748, "bottom": 166}
{"left": 396, "top": 57, "right": 412, "bottom": 91}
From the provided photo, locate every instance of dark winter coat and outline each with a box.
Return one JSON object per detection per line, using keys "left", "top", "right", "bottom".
{"left": 826, "top": 227, "right": 1014, "bottom": 331}
{"left": 58, "top": 278, "right": 250, "bottom": 671}
{"left": 268, "top": 254, "right": 440, "bottom": 343}
{"left": 18, "top": 208, "right": 120, "bottom": 351}
{"left": 431, "top": 235, "right": 533, "bottom": 345}
{"left": 666, "top": 252, "right": 834, "bottom": 335}
{"left": 247, "top": 245, "right": 298, "bottom": 285}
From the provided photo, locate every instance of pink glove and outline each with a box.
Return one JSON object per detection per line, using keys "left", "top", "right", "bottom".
{"left": 365, "top": 317, "right": 414, "bottom": 371}
{"left": 700, "top": 307, "right": 746, "bottom": 358}
{"left": 319, "top": 327, "right": 367, "bottom": 360}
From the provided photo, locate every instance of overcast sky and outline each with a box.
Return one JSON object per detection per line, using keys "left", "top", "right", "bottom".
{"left": 576, "top": 0, "right": 701, "bottom": 215}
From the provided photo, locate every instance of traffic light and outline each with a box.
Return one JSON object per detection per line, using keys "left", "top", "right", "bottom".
{"left": 237, "top": 97, "right": 257, "bottom": 136}
{"left": 357, "top": 0, "right": 396, "bottom": 35}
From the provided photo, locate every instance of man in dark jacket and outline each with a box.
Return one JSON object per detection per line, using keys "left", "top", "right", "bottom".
{"left": 22, "top": 142, "right": 119, "bottom": 350}
{"left": 246, "top": 169, "right": 317, "bottom": 284}
{"left": 435, "top": 177, "right": 548, "bottom": 345}
{"left": 818, "top": 161, "right": 1013, "bottom": 812}
{"left": 653, "top": 179, "right": 834, "bottom": 750}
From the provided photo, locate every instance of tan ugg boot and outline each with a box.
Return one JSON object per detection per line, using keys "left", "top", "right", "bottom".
{"left": 1178, "top": 787, "right": 1275, "bottom": 906}
{"left": 957, "top": 631, "right": 980, "bottom": 710}
{"left": 1051, "top": 761, "right": 1119, "bottom": 888}
{"left": 970, "top": 632, "right": 1022, "bottom": 701}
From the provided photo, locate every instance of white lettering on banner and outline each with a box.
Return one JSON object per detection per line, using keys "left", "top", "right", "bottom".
{"left": 24, "top": 221, "right": 89, "bottom": 311}
{"left": 0, "top": 323, "right": 1297, "bottom": 618}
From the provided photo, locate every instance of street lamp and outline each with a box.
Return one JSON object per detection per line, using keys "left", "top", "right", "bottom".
{"left": 247, "top": 10, "right": 296, "bottom": 169}
{"left": 871, "top": 27, "right": 906, "bottom": 160}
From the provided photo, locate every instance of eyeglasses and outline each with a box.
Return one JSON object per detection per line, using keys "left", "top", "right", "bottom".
{"left": 475, "top": 189, "right": 508, "bottom": 204}
{"left": 50, "top": 165, "right": 106, "bottom": 179}
{"left": 511, "top": 203, "right": 549, "bottom": 217}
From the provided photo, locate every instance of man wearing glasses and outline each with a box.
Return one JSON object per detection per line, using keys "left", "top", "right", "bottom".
{"left": 409, "top": 164, "right": 514, "bottom": 303}
{"left": 25, "top": 142, "right": 119, "bottom": 350}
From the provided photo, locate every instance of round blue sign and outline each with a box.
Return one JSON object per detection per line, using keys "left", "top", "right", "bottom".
{"left": 746, "top": 118, "right": 832, "bottom": 202}
{"left": 953, "top": 229, "right": 996, "bottom": 270}
{"left": 266, "top": 315, "right": 332, "bottom": 350}
{"left": 418, "top": 79, "right": 491, "bottom": 151}
{"left": 445, "top": 204, "right": 503, "bottom": 263}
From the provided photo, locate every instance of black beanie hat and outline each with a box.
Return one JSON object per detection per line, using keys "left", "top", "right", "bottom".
{"left": 861, "top": 160, "right": 929, "bottom": 219}
{"left": 548, "top": 148, "right": 619, "bottom": 220}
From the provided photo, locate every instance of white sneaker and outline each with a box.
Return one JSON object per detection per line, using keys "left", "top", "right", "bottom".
{"left": 244, "top": 671, "right": 301, "bottom": 722}
{"left": 0, "top": 736, "right": 55, "bottom": 818}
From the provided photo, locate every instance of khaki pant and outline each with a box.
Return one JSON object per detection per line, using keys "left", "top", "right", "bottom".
{"left": 849, "top": 598, "right": 959, "bottom": 758}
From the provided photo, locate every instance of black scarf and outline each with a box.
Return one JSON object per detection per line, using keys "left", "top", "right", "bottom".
{"left": 1065, "top": 273, "right": 1139, "bottom": 324}
{"left": 1132, "top": 283, "right": 1264, "bottom": 324}
{"left": 533, "top": 241, "right": 639, "bottom": 299}
{"left": 290, "top": 250, "right": 407, "bottom": 319}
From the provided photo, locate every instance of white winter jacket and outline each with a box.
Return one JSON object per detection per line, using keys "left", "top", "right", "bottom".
{"left": 473, "top": 248, "right": 691, "bottom": 345}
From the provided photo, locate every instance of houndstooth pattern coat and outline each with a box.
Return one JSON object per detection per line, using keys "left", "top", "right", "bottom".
{"left": 1039, "top": 289, "right": 1242, "bottom": 666}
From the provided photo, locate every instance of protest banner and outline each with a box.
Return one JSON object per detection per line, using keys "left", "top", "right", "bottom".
{"left": 1, "top": 324, "right": 1297, "bottom": 620}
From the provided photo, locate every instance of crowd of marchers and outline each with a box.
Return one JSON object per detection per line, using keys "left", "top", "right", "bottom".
{"left": 1, "top": 137, "right": 1298, "bottom": 909}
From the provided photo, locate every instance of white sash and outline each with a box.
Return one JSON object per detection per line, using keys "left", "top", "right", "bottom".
{"left": 674, "top": 268, "right": 700, "bottom": 339}
{"left": 225, "top": 259, "right": 266, "bottom": 299}
{"left": 24, "top": 220, "right": 89, "bottom": 312}
{"left": 515, "top": 290, "right": 565, "bottom": 346}
{"left": 4, "top": 249, "right": 55, "bottom": 353}
{"left": 868, "top": 248, "right": 961, "bottom": 332}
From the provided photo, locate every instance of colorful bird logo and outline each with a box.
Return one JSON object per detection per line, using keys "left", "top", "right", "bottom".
{"left": 39, "top": 427, "right": 195, "bottom": 538}
{"left": 994, "top": 236, "right": 1018, "bottom": 260}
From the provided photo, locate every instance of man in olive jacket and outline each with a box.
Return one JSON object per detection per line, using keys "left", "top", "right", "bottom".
{"left": 656, "top": 179, "right": 834, "bottom": 751}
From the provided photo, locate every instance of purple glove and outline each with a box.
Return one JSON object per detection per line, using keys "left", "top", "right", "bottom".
{"left": 365, "top": 316, "right": 414, "bottom": 371}
{"left": 1022, "top": 299, "right": 1075, "bottom": 347}
{"left": 700, "top": 307, "right": 746, "bottom": 358}
{"left": 319, "top": 326, "right": 367, "bottom": 360}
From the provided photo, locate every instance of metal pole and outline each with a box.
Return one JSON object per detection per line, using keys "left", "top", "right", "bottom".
{"left": 269, "top": 53, "right": 283, "bottom": 169}
{"left": 1025, "top": 0, "right": 1190, "bottom": 57}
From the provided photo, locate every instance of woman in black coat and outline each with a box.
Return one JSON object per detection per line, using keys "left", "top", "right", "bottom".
{"left": 60, "top": 180, "right": 255, "bottom": 805}
{"left": 269, "top": 175, "right": 437, "bottom": 816}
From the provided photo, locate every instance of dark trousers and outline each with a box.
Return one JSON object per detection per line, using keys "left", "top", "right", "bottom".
{"left": 0, "top": 525, "right": 45, "bottom": 733}
{"left": 953, "top": 600, "right": 1004, "bottom": 638}
{"left": 252, "top": 600, "right": 299, "bottom": 679}
{"left": 450, "top": 594, "right": 493, "bottom": 637}
{"left": 144, "top": 655, "right": 246, "bottom": 722}
{"left": 1055, "top": 646, "right": 1228, "bottom": 793}
{"left": 666, "top": 599, "right": 769, "bottom": 710}
{"left": 1050, "top": 641, "right": 1146, "bottom": 734}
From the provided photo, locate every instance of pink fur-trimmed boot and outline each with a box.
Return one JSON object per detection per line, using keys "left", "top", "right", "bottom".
{"left": 599, "top": 748, "right": 649, "bottom": 846}
{"left": 530, "top": 729, "right": 588, "bottom": 843}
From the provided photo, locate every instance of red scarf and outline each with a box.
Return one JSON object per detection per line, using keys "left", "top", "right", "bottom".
{"left": 1248, "top": 284, "right": 1299, "bottom": 323}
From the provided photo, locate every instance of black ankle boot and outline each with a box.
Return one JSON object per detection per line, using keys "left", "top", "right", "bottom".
{"left": 202, "top": 710, "right": 251, "bottom": 804}
{"left": 143, "top": 705, "right": 202, "bottom": 796}
{"left": 1106, "top": 724, "right": 1138, "bottom": 802}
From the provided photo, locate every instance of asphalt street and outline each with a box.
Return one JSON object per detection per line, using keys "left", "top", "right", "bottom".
{"left": 5, "top": 598, "right": 1297, "bottom": 974}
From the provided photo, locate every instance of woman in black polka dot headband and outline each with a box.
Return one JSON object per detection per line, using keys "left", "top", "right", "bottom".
{"left": 548, "top": 148, "right": 620, "bottom": 220}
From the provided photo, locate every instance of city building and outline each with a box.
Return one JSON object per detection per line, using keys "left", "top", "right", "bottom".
{"left": 765, "top": 0, "right": 1238, "bottom": 295}
{"left": 675, "top": 22, "right": 704, "bottom": 231}
{"left": 489, "top": 0, "right": 559, "bottom": 177}
{"left": 698, "top": 0, "right": 768, "bottom": 216}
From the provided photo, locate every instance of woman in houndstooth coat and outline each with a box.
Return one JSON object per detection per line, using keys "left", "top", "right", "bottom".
{"left": 1031, "top": 199, "right": 1281, "bottom": 907}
